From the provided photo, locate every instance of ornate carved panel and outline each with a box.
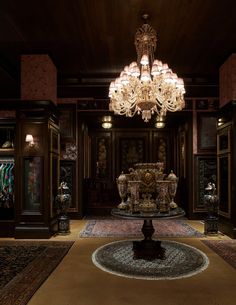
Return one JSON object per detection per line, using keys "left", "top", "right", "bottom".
{"left": 58, "top": 105, "right": 76, "bottom": 142}
{"left": 90, "top": 131, "right": 112, "bottom": 180}
{"left": 194, "top": 155, "right": 217, "bottom": 212}
{"left": 119, "top": 138, "right": 145, "bottom": 173}
{"left": 152, "top": 131, "right": 170, "bottom": 172}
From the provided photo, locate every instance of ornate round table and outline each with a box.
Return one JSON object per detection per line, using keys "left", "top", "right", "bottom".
{"left": 111, "top": 207, "right": 185, "bottom": 260}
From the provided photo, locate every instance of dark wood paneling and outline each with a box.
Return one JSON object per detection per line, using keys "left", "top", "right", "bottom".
{"left": 0, "top": 1, "right": 236, "bottom": 97}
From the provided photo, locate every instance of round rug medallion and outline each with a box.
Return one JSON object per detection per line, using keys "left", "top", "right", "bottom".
{"left": 92, "top": 240, "right": 209, "bottom": 280}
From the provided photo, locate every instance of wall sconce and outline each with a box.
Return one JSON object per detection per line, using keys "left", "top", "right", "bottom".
{"left": 217, "top": 118, "right": 224, "bottom": 127}
{"left": 25, "top": 134, "right": 35, "bottom": 147}
{"left": 155, "top": 116, "right": 165, "bottom": 128}
{"left": 102, "top": 116, "right": 112, "bottom": 129}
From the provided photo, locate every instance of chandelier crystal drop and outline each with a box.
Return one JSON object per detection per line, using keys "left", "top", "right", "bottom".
{"left": 109, "top": 16, "right": 185, "bottom": 122}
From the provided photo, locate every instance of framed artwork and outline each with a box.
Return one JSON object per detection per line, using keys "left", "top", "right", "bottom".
{"left": 96, "top": 137, "right": 109, "bottom": 179}
{"left": 59, "top": 107, "right": 76, "bottom": 141}
{"left": 153, "top": 131, "right": 170, "bottom": 172}
{"left": 93, "top": 133, "right": 112, "bottom": 180}
{"left": 23, "top": 156, "right": 43, "bottom": 212}
{"left": 198, "top": 114, "right": 217, "bottom": 151}
{"left": 194, "top": 155, "right": 217, "bottom": 212}
{"left": 119, "top": 138, "right": 145, "bottom": 173}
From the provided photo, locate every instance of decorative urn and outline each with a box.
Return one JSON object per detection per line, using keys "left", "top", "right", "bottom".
{"left": 116, "top": 171, "right": 128, "bottom": 209}
{"left": 167, "top": 170, "right": 178, "bottom": 209}
{"left": 204, "top": 182, "right": 219, "bottom": 219}
{"left": 55, "top": 182, "right": 71, "bottom": 234}
{"left": 204, "top": 182, "right": 219, "bottom": 235}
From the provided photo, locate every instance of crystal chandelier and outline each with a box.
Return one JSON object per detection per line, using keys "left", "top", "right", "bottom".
{"left": 108, "top": 15, "right": 185, "bottom": 122}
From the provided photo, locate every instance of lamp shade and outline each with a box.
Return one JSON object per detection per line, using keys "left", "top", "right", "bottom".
{"left": 25, "top": 134, "right": 33, "bottom": 142}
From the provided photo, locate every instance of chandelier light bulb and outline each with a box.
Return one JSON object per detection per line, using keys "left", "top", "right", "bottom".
{"left": 141, "top": 69, "right": 151, "bottom": 82}
{"left": 140, "top": 54, "right": 149, "bottom": 65}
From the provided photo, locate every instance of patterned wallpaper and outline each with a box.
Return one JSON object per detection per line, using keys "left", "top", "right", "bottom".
{"left": 21, "top": 54, "right": 57, "bottom": 104}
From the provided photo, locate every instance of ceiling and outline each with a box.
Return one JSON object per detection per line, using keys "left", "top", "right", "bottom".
{"left": 0, "top": 0, "right": 236, "bottom": 100}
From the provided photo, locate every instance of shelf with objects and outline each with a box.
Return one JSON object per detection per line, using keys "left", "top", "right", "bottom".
{"left": 0, "top": 123, "right": 15, "bottom": 236}
{"left": 112, "top": 162, "right": 185, "bottom": 260}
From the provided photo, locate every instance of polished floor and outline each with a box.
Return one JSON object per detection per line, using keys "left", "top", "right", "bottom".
{"left": 2, "top": 219, "right": 236, "bottom": 305}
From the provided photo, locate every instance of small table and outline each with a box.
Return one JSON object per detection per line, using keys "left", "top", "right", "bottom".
{"left": 111, "top": 207, "right": 185, "bottom": 260}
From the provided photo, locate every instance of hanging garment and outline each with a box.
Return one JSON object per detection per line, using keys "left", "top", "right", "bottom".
{"left": 0, "top": 162, "right": 14, "bottom": 208}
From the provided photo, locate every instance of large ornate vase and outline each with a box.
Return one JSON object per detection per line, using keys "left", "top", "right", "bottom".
{"left": 204, "top": 182, "right": 219, "bottom": 218}
{"left": 167, "top": 170, "right": 178, "bottom": 209}
{"left": 128, "top": 180, "right": 140, "bottom": 212}
{"left": 116, "top": 172, "right": 128, "bottom": 209}
{"left": 55, "top": 182, "right": 71, "bottom": 234}
{"left": 156, "top": 181, "right": 171, "bottom": 213}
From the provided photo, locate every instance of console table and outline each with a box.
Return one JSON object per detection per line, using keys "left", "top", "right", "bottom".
{"left": 111, "top": 207, "right": 185, "bottom": 260}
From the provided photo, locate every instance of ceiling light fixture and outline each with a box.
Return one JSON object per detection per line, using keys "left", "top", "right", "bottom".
{"left": 109, "top": 14, "right": 185, "bottom": 122}
{"left": 102, "top": 116, "right": 112, "bottom": 129}
{"left": 155, "top": 115, "right": 165, "bottom": 128}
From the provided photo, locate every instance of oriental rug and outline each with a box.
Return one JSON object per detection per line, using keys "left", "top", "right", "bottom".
{"left": 0, "top": 241, "right": 74, "bottom": 305}
{"left": 202, "top": 239, "right": 236, "bottom": 269}
{"left": 80, "top": 219, "right": 203, "bottom": 238}
{"left": 92, "top": 240, "right": 209, "bottom": 280}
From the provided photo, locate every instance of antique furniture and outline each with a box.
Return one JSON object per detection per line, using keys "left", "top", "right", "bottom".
{"left": 111, "top": 207, "right": 185, "bottom": 260}
{"left": 114, "top": 162, "right": 184, "bottom": 260}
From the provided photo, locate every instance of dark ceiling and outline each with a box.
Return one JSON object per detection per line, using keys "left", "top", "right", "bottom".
{"left": 0, "top": 0, "right": 236, "bottom": 99}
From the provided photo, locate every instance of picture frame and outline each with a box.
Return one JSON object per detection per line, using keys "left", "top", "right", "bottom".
{"left": 23, "top": 156, "right": 43, "bottom": 212}
{"left": 198, "top": 114, "right": 217, "bottom": 151}
{"left": 119, "top": 137, "right": 145, "bottom": 173}
{"left": 59, "top": 106, "right": 76, "bottom": 141}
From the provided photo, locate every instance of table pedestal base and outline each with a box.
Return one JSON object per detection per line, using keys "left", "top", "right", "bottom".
{"left": 132, "top": 219, "right": 165, "bottom": 260}
{"left": 133, "top": 239, "right": 165, "bottom": 260}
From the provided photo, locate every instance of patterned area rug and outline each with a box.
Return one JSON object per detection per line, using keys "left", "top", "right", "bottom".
{"left": 0, "top": 241, "right": 74, "bottom": 305}
{"left": 202, "top": 239, "right": 236, "bottom": 269}
{"left": 92, "top": 240, "right": 209, "bottom": 280}
{"left": 80, "top": 219, "right": 203, "bottom": 238}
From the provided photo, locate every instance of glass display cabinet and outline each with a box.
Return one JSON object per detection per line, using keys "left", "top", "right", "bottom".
{"left": 0, "top": 122, "right": 16, "bottom": 236}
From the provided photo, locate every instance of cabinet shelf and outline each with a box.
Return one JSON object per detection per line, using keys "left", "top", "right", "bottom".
{"left": 0, "top": 148, "right": 14, "bottom": 155}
